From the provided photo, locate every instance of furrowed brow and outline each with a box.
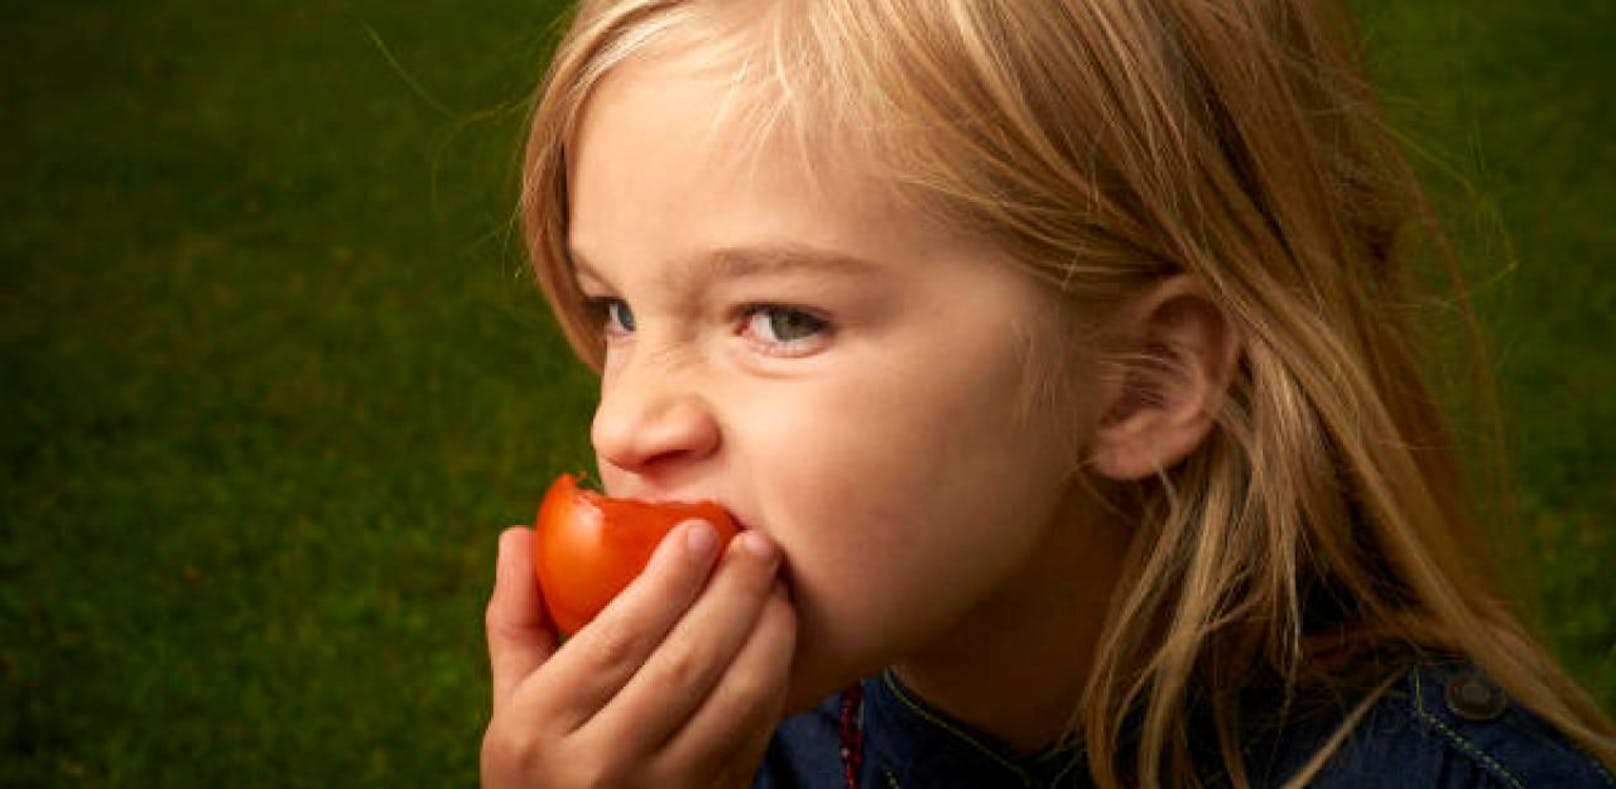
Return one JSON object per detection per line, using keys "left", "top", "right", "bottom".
{"left": 698, "top": 243, "right": 881, "bottom": 280}
{"left": 568, "top": 242, "right": 880, "bottom": 289}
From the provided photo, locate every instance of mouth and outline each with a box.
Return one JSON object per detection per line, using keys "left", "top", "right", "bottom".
{"left": 635, "top": 492, "right": 754, "bottom": 536}
{"left": 726, "top": 511, "right": 755, "bottom": 533}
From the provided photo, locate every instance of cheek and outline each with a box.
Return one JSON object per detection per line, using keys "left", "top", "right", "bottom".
{"left": 741, "top": 358, "right": 1073, "bottom": 689}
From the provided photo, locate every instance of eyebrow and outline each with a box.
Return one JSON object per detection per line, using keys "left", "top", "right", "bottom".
{"left": 568, "top": 242, "right": 882, "bottom": 288}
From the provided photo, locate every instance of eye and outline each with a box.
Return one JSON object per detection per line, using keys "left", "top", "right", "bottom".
{"left": 740, "top": 304, "right": 832, "bottom": 356}
{"left": 608, "top": 300, "right": 636, "bottom": 333}
{"left": 584, "top": 297, "right": 635, "bottom": 338}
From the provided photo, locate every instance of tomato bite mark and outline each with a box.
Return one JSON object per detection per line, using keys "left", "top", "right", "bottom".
{"left": 533, "top": 473, "right": 741, "bottom": 636}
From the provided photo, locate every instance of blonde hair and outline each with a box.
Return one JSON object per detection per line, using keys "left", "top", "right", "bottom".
{"left": 520, "top": 0, "right": 1616, "bottom": 785}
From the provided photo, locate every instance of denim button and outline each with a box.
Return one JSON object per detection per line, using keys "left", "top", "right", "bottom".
{"left": 1443, "top": 670, "right": 1508, "bottom": 721}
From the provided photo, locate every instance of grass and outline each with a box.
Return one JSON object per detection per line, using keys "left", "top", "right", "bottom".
{"left": 2, "top": 1, "right": 1611, "bottom": 785}
{"left": 1351, "top": 0, "right": 1616, "bottom": 709}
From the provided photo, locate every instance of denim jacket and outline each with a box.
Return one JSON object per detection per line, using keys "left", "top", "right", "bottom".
{"left": 754, "top": 661, "right": 1614, "bottom": 788}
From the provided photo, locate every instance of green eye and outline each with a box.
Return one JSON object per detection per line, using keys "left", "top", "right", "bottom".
{"left": 763, "top": 308, "right": 823, "bottom": 341}
{"left": 744, "top": 305, "right": 830, "bottom": 352}
{"left": 604, "top": 299, "right": 635, "bottom": 333}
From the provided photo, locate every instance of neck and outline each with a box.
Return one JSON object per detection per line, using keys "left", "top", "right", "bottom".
{"left": 892, "top": 479, "right": 1135, "bottom": 755}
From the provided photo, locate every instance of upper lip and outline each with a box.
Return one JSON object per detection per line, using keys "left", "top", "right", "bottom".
{"left": 708, "top": 503, "right": 753, "bottom": 532}
{"left": 637, "top": 491, "right": 751, "bottom": 531}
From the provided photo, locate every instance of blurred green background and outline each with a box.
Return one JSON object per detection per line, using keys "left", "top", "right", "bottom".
{"left": 2, "top": 1, "right": 1611, "bottom": 785}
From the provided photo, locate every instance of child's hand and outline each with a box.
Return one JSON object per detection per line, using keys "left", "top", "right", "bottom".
{"left": 480, "top": 521, "right": 796, "bottom": 788}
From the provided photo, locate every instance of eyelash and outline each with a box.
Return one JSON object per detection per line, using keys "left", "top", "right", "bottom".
{"left": 580, "top": 297, "right": 834, "bottom": 357}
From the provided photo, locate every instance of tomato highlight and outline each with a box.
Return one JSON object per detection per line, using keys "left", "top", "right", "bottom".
{"left": 533, "top": 473, "right": 740, "bottom": 635}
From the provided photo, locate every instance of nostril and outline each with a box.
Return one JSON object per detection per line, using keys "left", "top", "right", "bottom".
{"left": 590, "top": 393, "right": 721, "bottom": 475}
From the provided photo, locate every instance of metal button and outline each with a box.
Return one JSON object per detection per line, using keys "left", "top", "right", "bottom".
{"left": 1443, "top": 670, "right": 1508, "bottom": 721}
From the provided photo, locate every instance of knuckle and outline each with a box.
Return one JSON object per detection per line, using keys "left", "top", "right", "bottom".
{"left": 585, "top": 616, "right": 645, "bottom": 670}
{"left": 712, "top": 556, "right": 775, "bottom": 601}
{"left": 655, "top": 639, "right": 706, "bottom": 688}
{"left": 633, "top": 759, "right": 689, "bottom": 789}
{"left": 724, "top": 669, "right": 772, "bottom": 707}
{"left": 730, "top": 645, "right": 790, "bottom": 702}
{"left": 483, "top": 720, "right": 649, "bottom": 789}
{"left": 480, "top": 721, "right": 540, "bottom": 776}
{"left": 561, "top": 738, "right": 628, "bottom": 789}
{"left": 570, "top": 764, "right": 618, "bottom": 789}
{"left": 485, "top": 612, "right": 530, "bottom": 646}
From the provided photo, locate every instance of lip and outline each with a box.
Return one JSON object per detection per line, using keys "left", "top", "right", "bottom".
{"left": 634, "top": 491, "right": 752, "bottom": 533}
{"left": 688, "top": 499, "right": 749, "bottom": 531}
{"left": 700, "top": 502, "right": 753, "bottom": 533}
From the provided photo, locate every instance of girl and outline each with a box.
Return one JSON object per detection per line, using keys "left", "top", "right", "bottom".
{"left": 482, "top": 0, "right": 1616, "bottom": 785}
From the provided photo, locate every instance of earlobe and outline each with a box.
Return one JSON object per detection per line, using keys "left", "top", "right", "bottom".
{"left": 1086, "top": 276, "right": 1241, "bottom": 482}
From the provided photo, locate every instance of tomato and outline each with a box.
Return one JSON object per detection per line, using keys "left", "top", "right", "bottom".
{"left": 533, "top": 473, "right": 739, "bottom": 635}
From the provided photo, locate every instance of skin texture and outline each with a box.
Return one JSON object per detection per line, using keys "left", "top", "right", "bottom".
{"left": 481, "top": 41, "right": 1241, "bottom": 785}
{"left": 572, "top": 45, "right": 1097, "bottom": 717}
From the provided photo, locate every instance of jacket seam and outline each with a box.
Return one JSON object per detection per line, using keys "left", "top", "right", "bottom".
{"left": 1594, "top": 756, "right": 1616, "bottom": 787}
{"left": 1410, "top": 670, "right": 1525, "bottom": 789}
{"left": 881, "top": 767, "right": 901, "bottom": 789}
{"left": 879, "top": 671, "right": 1035, "bottom": 787}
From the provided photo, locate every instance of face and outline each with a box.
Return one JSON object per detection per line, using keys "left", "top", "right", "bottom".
{"left": 567, "top": 46, "right": 1098, "bottom": 711}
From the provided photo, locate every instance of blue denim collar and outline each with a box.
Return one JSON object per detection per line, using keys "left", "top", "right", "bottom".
{"left": 766, "top": 657, "right": 1615, "bottom": 789}
{"left": 861, "top": 668, "right": 1091, "bottom": 788}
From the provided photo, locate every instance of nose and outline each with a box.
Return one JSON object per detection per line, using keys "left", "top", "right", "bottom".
{"left": 590, "top": 352, "right": 721, "bottom": 477}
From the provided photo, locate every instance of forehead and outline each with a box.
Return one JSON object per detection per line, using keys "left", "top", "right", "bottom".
{"left": 564, "top": 40, "right": 955, "bottom": 280}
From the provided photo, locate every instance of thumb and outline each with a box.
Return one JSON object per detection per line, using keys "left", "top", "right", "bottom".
{"left": 486, "top": 526, "right": 556, "bottom": 715}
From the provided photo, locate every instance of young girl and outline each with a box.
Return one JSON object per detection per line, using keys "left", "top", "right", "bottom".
{"left": 481, "top": 0, "right": 1616, "bottom": 785}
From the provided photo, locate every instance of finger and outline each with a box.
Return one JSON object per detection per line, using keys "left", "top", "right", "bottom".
{"left": 486, "top": 526, "right": 557, "bottom": 715}
{"left": 713, "top": 733, "right": 777, "bottom": 789}
{"left": 709, "top": 693, "right": 788, "bottom": 789}
{"left": 522, "top": 519, "right": 722, "bottom": 731}
{"left": 587, "top": 530, "right": 783, "bottom": 754}
{"left": 664, "top": 579, "right": 797, "bottom": 778}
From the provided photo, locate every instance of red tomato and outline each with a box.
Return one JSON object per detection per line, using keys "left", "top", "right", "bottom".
{"left": 533, "top": 473, "right": 739, "bottom": 635}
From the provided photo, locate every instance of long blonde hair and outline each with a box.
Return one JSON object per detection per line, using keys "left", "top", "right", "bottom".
{"left": 519, "top": 0, "right": 1616, "bottom": 784}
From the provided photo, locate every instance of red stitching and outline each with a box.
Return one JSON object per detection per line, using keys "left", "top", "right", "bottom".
{"left": 839, "top": 682, "right": 865, "bottom": 789}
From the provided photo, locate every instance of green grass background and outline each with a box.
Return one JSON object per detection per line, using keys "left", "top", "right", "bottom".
{"left": 2, "top": 1, "right": 1610, "bottom": 785}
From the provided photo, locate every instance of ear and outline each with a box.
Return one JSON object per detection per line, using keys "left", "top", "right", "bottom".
{"left": 1088, "top": 275, "right": 1242, "bottom": 481}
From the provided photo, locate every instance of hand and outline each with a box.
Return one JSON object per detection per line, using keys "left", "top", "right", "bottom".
{"left": 480, "top": 520, "right": 796, "bottom": 788}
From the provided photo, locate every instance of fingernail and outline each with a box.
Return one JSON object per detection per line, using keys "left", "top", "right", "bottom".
{"left": 495, "top": 527, "right": 524, "bottom": 576}
{"left": 741, "top": 531, "right": 778, "bottom": 561}
{"left": 685, "top": 521, "right": 717, "bottom": 559}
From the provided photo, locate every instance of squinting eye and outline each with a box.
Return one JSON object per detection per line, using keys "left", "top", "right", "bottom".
{"left": 742, "top": 305, "right": 830, "bottom": 353}
{"left": 608, "top": 300, "right": 636, "bottom": 333}
{"left": 586, "top": 297, "right": 635, "bottom": 336}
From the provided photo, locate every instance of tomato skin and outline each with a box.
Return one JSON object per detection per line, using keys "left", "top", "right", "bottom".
{"left": 533, "top": 473, "right": 739, "bottom": 635}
